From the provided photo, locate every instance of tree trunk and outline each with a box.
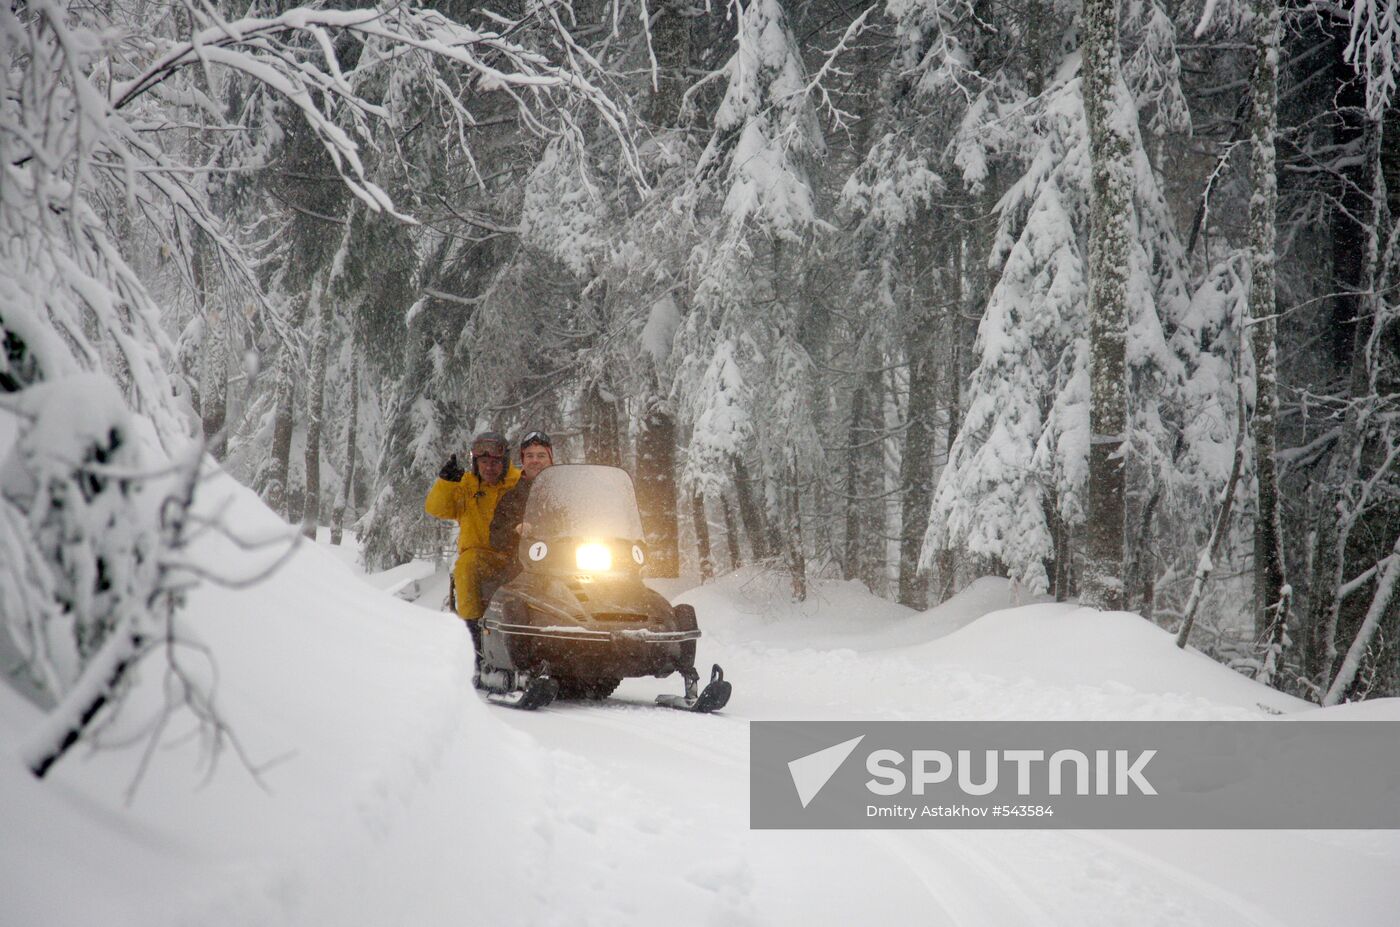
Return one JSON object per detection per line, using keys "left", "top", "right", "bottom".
{"left": 1177, "top": 390, "right": 1247, "bottom": 650}
{"left": 785, "top": 460, "right": 807, "bottom": 601}
{"left": 898, "top": 342, "right": 937, "bottom": 609}
{"left": 1323, "top": 534, "right": 1400, "bottom": 705}
{"left": 583, "top": 381, "right": 622, "bottom": 468}
{"left": 199, "top": 318, "right": 228, "bottom": 458}
{"left": 1026, "top": 0, "right": 1048, "bottom": 98}
{"left": 1053, "top": 516, "right": 1072, "bottom": 602}
{"left": 1248, "top": 0, "right": 1291, "bottom": 653}
{"left": 1304, "top": 119, "right": 1385, "bottom": 690}
{"left": 195, "top": 239, "right": 227, "bottom": 458}
{"left": 764, "top": 491, "right": 784, "bottom": 561}
{"left": 265, "top": 364, "right": 296, "bottom": 520}
{"left": 1080, "top": 0, "right": 1131, "bottom": 611}
{"left": 1125, "top": 487, "right": 1161, "bottom": 617}
{"left": 844, "top": 380, "right": 867, "bottom": 580}
{"left": 691, "top": 491, "right": 714, "bottom": 581}
{"left": 1385, "top": 105, "right": 1400, "bottom": 223}
{"left": 301, "top": 295, "right": 334, "bottom": 539}
{"left": 862, "top": 367, "right": 888, "bottom": 594}
{"left": 1326, "top": 24, "right": 1370, "bottom": 369}
{"left": 721, "top": 491, "right": 742, "bottom": 570}
{"left": 614, "top": 0, "right": 688, "bottom": 575}
{"left": 331, "top": 360, "right": 358, "bottom": 546}
{"left": 732, "top": 455, "right": 769, "bottom": 560}
{"left": 646, "top": 0, "right": 691, "bottom": 127}
{"left": 635, "top": 0, "right": 687, "bottom": 578}
{"left": 636, "top": 394, "right": 679, "bottom": 576}
{"left": 844, "top": 361, "right": 885, "bottom": 590}
{"left": 936, "top": 235, "right": 966, "bottom": 602}
{"left": 1045, "top": 493, "right": 1074, "bottom": 601}
{"left": 263, "top": 292, "right": 309, "bottom": 520}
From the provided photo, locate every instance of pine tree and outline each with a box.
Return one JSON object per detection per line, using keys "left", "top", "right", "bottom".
{"left": 926, "top": 58, "right": 1192, "bottom": 599}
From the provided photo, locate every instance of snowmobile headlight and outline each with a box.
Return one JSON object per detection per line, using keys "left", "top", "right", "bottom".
{"left": 575, "top": 542, "right": 612, "bottom": 572}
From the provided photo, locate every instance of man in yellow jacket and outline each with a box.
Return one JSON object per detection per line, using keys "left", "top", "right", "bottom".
{"left": 425, "top": 431, "right": 521, "bottom": 663}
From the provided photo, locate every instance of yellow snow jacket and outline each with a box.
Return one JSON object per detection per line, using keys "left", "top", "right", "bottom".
{"left": 425, "top": 465, "right": 521, "bottom": 620}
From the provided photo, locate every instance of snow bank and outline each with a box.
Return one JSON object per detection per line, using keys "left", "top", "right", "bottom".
{"left": 673, "top": 567, "right": 916, "bottom": 650}
{"left": 922, "top": 603, "right": 1309, "bottom": 716}
{"left": 672, "top": 570, "right": 1302, "bottom": 719}
{"left": 0, "top": 470, "right": 545, "bottom": 927}
{"left": 675, "top": 571, "right": 1042, "bottom": 652}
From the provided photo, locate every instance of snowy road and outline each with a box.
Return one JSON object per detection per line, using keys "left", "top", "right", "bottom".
{"left": 490, "top": 692, "right": 1280, "bottom": 927}
{"left": 472, "top": 573, "right": 1400, "bottom": 927}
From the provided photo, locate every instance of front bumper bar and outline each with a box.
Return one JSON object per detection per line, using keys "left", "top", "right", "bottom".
{"left": 481, "top": 620, "right": 701, "bottom": 644}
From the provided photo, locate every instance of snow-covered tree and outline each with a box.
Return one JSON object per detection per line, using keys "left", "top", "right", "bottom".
{"left": 1, "top": 0, "right": 635, "bottom": 772}
{"left": 669, "top": 0, "right": 834, "bottom": 587}
{"left": 924, "top": 56, "right": 1200, "bottom": 599}
{"left": 695, "top": 0, "right": 827, "bottom": 246}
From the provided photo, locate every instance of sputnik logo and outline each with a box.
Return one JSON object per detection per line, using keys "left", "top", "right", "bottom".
{"left": 788, "top": 735, "right": 865, "bottom": 808}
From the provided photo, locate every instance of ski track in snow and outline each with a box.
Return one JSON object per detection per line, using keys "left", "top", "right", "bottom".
{"left": 1054, "top": 830, "right": 1289, "bottom": 927}
{"left": 485, "top": 643, "right": 1297, "bottom": 927}
{"left": 500, "top": 690, "right": 1289, "bottom": 927}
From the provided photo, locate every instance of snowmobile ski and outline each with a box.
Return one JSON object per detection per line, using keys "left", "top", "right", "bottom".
{"left": 656, "top": 664, "right": 731, "bottom": 713}
{"left": 485, "top": 674, "right": 560, "bottom": 711}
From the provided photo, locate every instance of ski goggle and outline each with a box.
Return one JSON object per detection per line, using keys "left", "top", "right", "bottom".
{"left": 520, "top": 431, "right": 552, "bottom": 449}
{"left": 472, "top": 440, "right": 506, "bottom": 458}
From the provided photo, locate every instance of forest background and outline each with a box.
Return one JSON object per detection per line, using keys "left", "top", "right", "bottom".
{"left": 2, "top": 0, "right": 1399, "bottom": 747}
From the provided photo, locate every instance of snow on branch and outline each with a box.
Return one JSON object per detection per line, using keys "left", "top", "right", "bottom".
{"left": 788, "top": 4, "right": 879, "bottom": 137}
{"left": 106, "top": 2, "right": 635, "bottom": 216}
{"left": 3, "top": 383, "right": 300, "bottom": 788}
{"left": 1345, "top": 0, "right": 1400, "bottom": 116}
{"left": 4, "top": 0, "right": 636, "bottom": 445}
{"left": 693, "top": 0, "right": 830, "bottom": 243}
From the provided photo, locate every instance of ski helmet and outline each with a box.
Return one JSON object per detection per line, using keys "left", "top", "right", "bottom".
{"left": 519, "top": 430, "right": 554, "bottom": 463}
{"left": 470, "top": 430, "right": 508, "bottom": 477}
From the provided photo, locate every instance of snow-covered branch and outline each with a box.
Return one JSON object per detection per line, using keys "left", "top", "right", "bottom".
{"left": 1345, "top": 0, "right": 1400, "bottom": 116}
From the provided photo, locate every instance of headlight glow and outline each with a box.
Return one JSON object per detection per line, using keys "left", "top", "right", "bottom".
{"left": 575, "top": 542, "right": 612, "bottom": 572}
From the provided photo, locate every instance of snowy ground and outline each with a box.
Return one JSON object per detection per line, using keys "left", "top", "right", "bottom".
{"left": 3, "top": 471, "right": 1399, "bottom": 926}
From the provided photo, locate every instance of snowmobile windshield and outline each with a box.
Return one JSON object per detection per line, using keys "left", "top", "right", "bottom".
{"left": 524, "top": 465, "right": 644, "bottom": 542}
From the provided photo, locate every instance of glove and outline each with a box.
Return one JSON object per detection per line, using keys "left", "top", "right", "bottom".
{"left": 439, "top": 454, "right": 465, "bottom": 482}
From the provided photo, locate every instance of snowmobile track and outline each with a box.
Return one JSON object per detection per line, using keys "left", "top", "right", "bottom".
{"left": 1059, "top": 831, "right": 1292, "bottom": 927}
{"left": 539, "top": 697, "right": 749, "bottom": 773}
{"left": 861, "top": 830, "right": 1053, "bottom": 927}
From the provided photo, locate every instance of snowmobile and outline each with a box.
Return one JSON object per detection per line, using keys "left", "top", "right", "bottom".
{"left": 477, "top": 464, "right": 732, "bottom": 713}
